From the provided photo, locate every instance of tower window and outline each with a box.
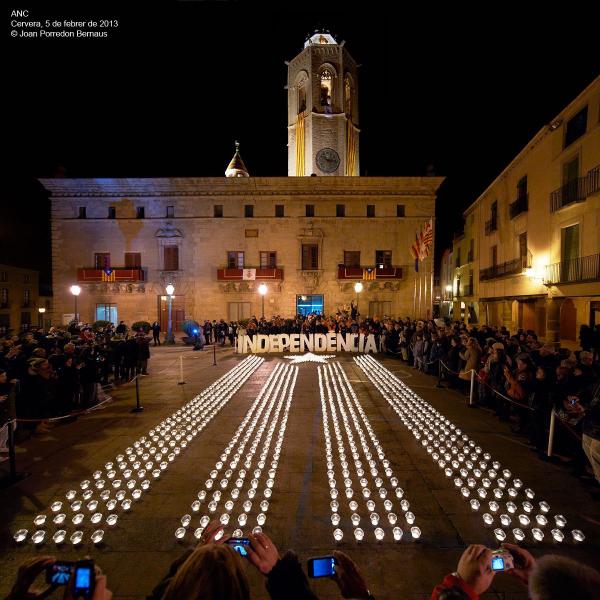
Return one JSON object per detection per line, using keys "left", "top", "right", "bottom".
{"left": 319, "top": 69, "right": 333, "bottom": 113}
{"left": 305, "top": 204, "right": 315, "bottom": 217}
{"left": 166, "top": 205, "right": 174, "bottom": 218}
{"left": 214, "top": 205, "right": 223, "bottom": 218}
{"left": 78, "top": 206, "right": 87, "bottom": 219}
{"left": 367, "top": 205, "right": 375, "bottom": 218}
{"left": 108, "top": 206, "right": 116, "bottom": 219}
{"left": 136, "top": 207, "right": 145, "bottom": 219}
{"left": 344, "top": 74, "right": 353, "bottom": 116}
{"left": 298, "top": 81, "right": 307, "bottom": 114}
{"left": 336, "top": 204, "right": 345, "bottom": 217}
{"left": 245, "top": 205, "right": 254, "bottom": 218}
{"left": 396, "top": 204, "right": 405, "bottom": 217}
{"left": 275, "top": 205, "right": 284, "bottom": 218}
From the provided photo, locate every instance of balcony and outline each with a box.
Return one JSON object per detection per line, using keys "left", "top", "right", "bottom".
{"left": 460, "top": 284, "right": 473, "bottom": 297}
{"left": 216, "top": 267, "right": 284, "bottom": 281}
{"left": 480, "top": 256, "right": 529, "bottom": 281}
{"left": 509, "top": 194, "right": 528, "bottom": 219}
{"left": 77, "top": 268, "right": 145, "bottom": 283}
{"left": 484, "top": 216, "right": 498, "bottom": 235}
{"left": 550, "top": 165, "right": 600, "bottom": 212}
{"left": 337, "top": 265, "right": 403, "bottom": 280}
{"left": 544, "top": 253, "right": 600, "bottom": 285}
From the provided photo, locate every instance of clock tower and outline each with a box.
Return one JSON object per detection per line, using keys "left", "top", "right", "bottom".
{"left": 287, "top": 31, "right": 359, "bottom": 176}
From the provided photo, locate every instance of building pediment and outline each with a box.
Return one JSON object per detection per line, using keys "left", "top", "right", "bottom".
{"left": 155, "top": 223, "right": 183, "bottom": 238}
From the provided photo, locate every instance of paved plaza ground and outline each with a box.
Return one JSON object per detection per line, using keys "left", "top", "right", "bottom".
{"left": 1, "top": 345, "right": 599, "bottom": 599}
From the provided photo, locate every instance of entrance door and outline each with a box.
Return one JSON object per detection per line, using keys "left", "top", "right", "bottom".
{"left": 590, "top": 301, "right": 600, "bottom": 328}
{"left": 296, "top": 295, "right": 323, "bottom": 316}
{"left": 519, "top": 301, "right": 536, "bottom": 331}
{"left": 96, "top": 303, "right": 117, "bottom": 325}
{"left": 158, "top": 295, "right": 186, "bottom": 332}
{"left": 560, "top": 299, "right": 577, "bottom": 341}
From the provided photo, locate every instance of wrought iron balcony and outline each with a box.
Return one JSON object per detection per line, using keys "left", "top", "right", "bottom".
{"left": 544, "top": 253, "right": 600, "bottom": 285}
{"left": 480, "top": 256, "right": 529, "bottom": 281}
{"left": 484, "top": 216, "right": 498, "bottom": 235}
{"left": 217, "top": 267, "right": 284, "bottom": 280}
{"left": 337, "top": 265, "right": 403, "bottom": 280}
{"left": 509, "top": 194, "right": 528, "bottom": 219}
{"left": 77, "top": 268, "right": 145, "bottom": 283}
{"left": 550, "top": 165, "right": 600, "bottom": 212}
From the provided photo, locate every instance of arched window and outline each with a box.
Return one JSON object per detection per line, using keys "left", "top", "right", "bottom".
{"left": 320, "top": 69, "right": 333, "bottom": 113}
{"left": 297, "top": 80, "right": 306, "bottom": 114}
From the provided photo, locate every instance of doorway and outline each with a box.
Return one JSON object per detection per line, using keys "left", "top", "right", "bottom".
{"left": 96, "top": 303, "right": 117, "bottom": 325}
{"left": 296, "top": 294, "right": 323, "bottom": 316}
{"left": 158, "top": 295, "right": 185, "bottom": 332}
{"left": 559, "top": 299, "right": 577, "bottom": 341}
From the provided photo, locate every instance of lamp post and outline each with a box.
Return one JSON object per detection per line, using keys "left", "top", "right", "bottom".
{"left": 38, "top": 307, "right": 46, "bottom": 329}
{"left": 70, "top": 285, "right": 81, "bottom": 323}
{"left": 165, "top": 283, "right": 175, "bottom": 344}
{"left": 354, "top": 282, "right": 363, "bottom": 316}
{"left": 258, "top": 283, "right": 268, "bottom": 319}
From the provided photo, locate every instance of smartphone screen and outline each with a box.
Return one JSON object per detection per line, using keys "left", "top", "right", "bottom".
{"left": 75, "top": 567, "right": 92, "bottom": 589}
{"left": 46, "top": 562, "right": 73, "bottom": 585}
{"left": 226, "top": 537, "right": 250, "bottom": 557}
{"left": 308, "top": 556, "right": 336, "bottom": 578}
{"left": 73, "top": 563, "right": 94, "bottom": 600}
{"left": 491, "top": 556, "right": 505, "bottom": 571}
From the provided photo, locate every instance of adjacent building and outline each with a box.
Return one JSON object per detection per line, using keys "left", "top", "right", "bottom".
{"left": 449, "top": 76, "right": 600, "bottom": 344}
{"left": 43, "top": 33, "right": 442, "bottom": 329}
{"left": 0, "top": 265, "right": 41, "bottom": 334}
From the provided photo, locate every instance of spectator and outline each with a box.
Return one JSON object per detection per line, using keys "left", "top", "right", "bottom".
{"left": 151, "top": 321, "right": 161, "bottom": 346}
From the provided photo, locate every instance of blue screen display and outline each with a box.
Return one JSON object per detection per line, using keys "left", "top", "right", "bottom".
{"left": 491, "top": 556, "right": 505, "bottom": 571}
{"left": 75, "top": 568, "right": 91, "bottom": 589}
{"left": 227, "top": 538, "right": 250, "bottom": 557}
{"left": 51, "top": 565, "right": 71, "bottom": 585}
{"left": 313, "top": 557, "right": 335, "bottom": 577}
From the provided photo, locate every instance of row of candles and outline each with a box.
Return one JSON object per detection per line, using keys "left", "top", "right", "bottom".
{"left": 174, "top": 363, "right": 298, "bottom": 541}
{"left": 14, "top": 356, "right": 265, "bottom": 547}
{"left": 354, "top": 355, "right": 585, "bottom": 545}
{"left": 319, "top": 362, "right": 421, "bottom": 543}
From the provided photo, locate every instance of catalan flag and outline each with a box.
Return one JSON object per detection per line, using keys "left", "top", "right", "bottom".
{"left": 102, "top": 269, "right": 115, "bottom": 282}
{"left": 363, "top": 267, "right": 376, "bottom": 280}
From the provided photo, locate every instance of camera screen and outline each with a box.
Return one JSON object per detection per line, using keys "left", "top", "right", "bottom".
{"left": 227, "top": 538, "right": 250, "bottom": 557}
{"left": 75, "top": 567, "right": 92, "bottom": 589}
{"left": 491, "top": 556, "right": 505, "bottom": 571}
{"left": 312, "top": 557, "right": 335, "bottom": 577}
{"left": 50, "top": 564, "right": 71, "bottom": 585}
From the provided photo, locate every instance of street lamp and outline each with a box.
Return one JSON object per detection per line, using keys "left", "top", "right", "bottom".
{"left": 165, "top": 283, "right": 175, "bottom": 344}
{"left": 70, "top": 285, "right": 81, "bottom": 323}
{"left": 38, "top": 307, "right": 46, "bottom": 329}
{"left": 354, "top": 282, "right": 363, "bottom": 316}
{"left": 258, "top": 283, "right": 268, "bottom": 319}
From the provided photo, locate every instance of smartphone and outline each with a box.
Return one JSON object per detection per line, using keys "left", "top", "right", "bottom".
{"left": 226, "top": 537, "right": 251, "bottom": 558}
{"left": 46, "top": 561, "right": 73, "bottom": 585}
{"left": 307, "top": 555, "right": 336, "bottom": 578}
{"left": 73, "top": 560, "right": 95, "bottom": 600}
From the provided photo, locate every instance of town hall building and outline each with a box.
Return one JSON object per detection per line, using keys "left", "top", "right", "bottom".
{"left": 43, "top": 32, "right": 442, "bottom": 330}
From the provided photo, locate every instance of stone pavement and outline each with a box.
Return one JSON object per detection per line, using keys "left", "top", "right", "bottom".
{"left": 1, "top": 345, "right": 599, "bottom": 600}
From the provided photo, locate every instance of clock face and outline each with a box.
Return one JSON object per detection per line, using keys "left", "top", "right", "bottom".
{"left": 316, "top": 148, "right": 340, "bottom": 173}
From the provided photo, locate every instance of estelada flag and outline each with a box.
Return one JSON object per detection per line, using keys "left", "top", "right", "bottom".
{"left": 363, "top": 268, "right": 376, "bottom": 280}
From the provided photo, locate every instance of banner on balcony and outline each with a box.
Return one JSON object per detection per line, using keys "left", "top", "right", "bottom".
{"left": 242, "top": 269, "right": 256, "bottom": 280}
{"left": 237, "top": 333, "right": 379, "bottom": 354}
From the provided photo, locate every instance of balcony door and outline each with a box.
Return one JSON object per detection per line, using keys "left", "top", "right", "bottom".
{"left": 561, "top": 224, "right": 580, "bottom": 282}
{"left": 158, "top": 294, "right": 185, "bottom": 332}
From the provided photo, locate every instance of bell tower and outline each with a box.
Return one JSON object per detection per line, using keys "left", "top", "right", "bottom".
{"left": 287, "top": 31, "right": 359, "bottom": 176}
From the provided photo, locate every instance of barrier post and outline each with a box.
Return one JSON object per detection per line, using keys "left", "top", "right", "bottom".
{"left": 131, "top": 376, "right": 144, "bottom": 413}
{"left": 436, "top": 360, "right": 444, "bottom": 388}
{"left": 213, "top": 344, "right": 217, "bottom": 366}
{"left": 469, "top": 369, "right": 476, "bottom": 407}
{"left": 547, "top": 410, "right": 556, "bottom": 458}
{"left": 178, "top": 355, "right": 186, "bottom": 385}
{"left": 0, "top": 419, "right": 29, "bottom": 488}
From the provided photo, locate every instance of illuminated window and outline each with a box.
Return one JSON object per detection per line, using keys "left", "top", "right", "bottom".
{"left": 227, "top": 251, "right": 244, "bottom": 269}
{"left": 260, "top": 251, "right": 277, "bottom": 268}
{"left": 375, "top": 250, "right": 392, "bottom": 268}
{"left": 320, "top": 69, "right": 333, "bottom": 112}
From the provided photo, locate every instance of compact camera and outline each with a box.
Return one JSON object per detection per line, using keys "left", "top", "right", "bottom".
{"left": 491, "top": 549, "right": 514, "bottom": 572}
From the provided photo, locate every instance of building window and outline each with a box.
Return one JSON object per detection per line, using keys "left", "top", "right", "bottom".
{"left": 260, "top": 251, "right": 277, "bottom": 269}
{"left": 396, "top": 204, "right": 405, "bottom": 217}
{"left": 305, "top": 204, "right": 315, "bottom": 217}
{"left": 23, "top": 289, "right": 30, "bottom": 307}
{"left": 375, "top": 250, "right": 392, "bottom": 268}
{"left": 367, "top": 204, "right": 375, "bottom": 218}
{"left": 319, "top": 69, "right": 333, "bottom": 113}
{"left": 1, "top": 288, "right": 8, "bottom": 307}
{"left": 302, "top": 244, "right": 319, "bottom": 270}
{"left": 517, "top": 175, "right": 528, "bottom": 199}
{"left": 125, "top": 252, "right": 141, "bottom": 268}
{"left": 344, "top": 251, "right": 361, "bottom": 267}
{"left": 275, "top": 204, "right": 284, "bottom": 218}
{"left": 0, "top": 272, "right": 6, "bottom": 282}
{"left": 336, "top": 204, "right": 345, "bottom": 217}
{"left": 136, "top": 207, "right": 145, "bottom": 219}
{"left": 166, "top": 205, "right": 174, "bottom": 218}
{"left": 94, "top": 253, "right": 111, "bottom": 270}
{"left": 108, "top": 206, "right": 116, "bottom": 219}
{"left": 518, "top": 232, "right": 528, "bottom": 265}
{"left": 214, "top": 205, "right": 223, "bottom": 218}
{"left": 163, "top": 246, "right": 179, "bottom": 271}
{"left": 245, "top": 205, "right": 254, "bottom": 218}
{"left": 564, "top": 106, "right": 588, "bottom": 148}
{"left": 21, "top": 312, "right": 31, "bottom": 326}
{"left": 491, "top": 245, "right": 498, "bottom": 267}
{"left": 455, "top": 248, "right": 461, "bottom": 268}
{"left": 78, "top": 206, "right": 87, "bottom": 219}
{"left": 227, "top": 251, "right": 244, "bottom": 269}
{"left": 228, "top": 301, "right": 251, "bottom": 322}
{"left": 468, "top": 238, "right": 474, "bottom": 262}
{"left": 24, "top": 274, "right": 30, "bottom": 283}
{"left": 96, "top": 303, "right": 118, "bottom": 324}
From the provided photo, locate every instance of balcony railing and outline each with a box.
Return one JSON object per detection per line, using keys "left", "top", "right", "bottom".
{"left": 77, "top": 268, "right": 145, "bottom": 283}
{"left": 480, "top": 256, "right": 530, "bottom": 281}
{"left": 216, "top": 267, "right": 284, "bottom": 280}
{"left": 509, "top": 194, "right": 528, "bottom": 219}
{"left": 544, "top": 253, "right": 600, "bottom": 285}
{"left": 550, "top": 165, "right": 600, "bottom": 212}
{"left": 484, "top": 216, "right": 498, "bottom": 235}
{"left": 337, "top": 265, "right": 403, "bottom": 280}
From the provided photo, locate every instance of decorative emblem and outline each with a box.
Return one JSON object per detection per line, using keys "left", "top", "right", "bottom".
{"left": 316, "top": 148, "right": 340, "bottom": 173}
{"left": 284, "top": 352, "right": 336, "bottom": 364}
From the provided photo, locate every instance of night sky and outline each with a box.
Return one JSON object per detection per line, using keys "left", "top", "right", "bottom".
{"left": 5, "top": 2, "right": 599, "bottom": 288}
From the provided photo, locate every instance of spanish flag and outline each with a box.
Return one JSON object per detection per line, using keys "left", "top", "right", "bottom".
{"left": 363, "top": 268, "right": 376, "bottom": 281}
{"left": 102, "top": 269, "right": 115, "bottom": 282}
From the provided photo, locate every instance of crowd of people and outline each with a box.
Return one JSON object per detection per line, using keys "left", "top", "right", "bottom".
{"left": 4, "top": 521, "right": 600, "bottom": 600}
{"left": 0, "top": 321, "right": 152, "bottom": 449}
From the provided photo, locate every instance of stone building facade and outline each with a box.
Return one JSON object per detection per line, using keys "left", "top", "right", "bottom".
{"left": 42, "top": 33, "right": 442, "bottom": 329}
{"left": 0, "top": 265, "right": 40, "bottom": 334}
